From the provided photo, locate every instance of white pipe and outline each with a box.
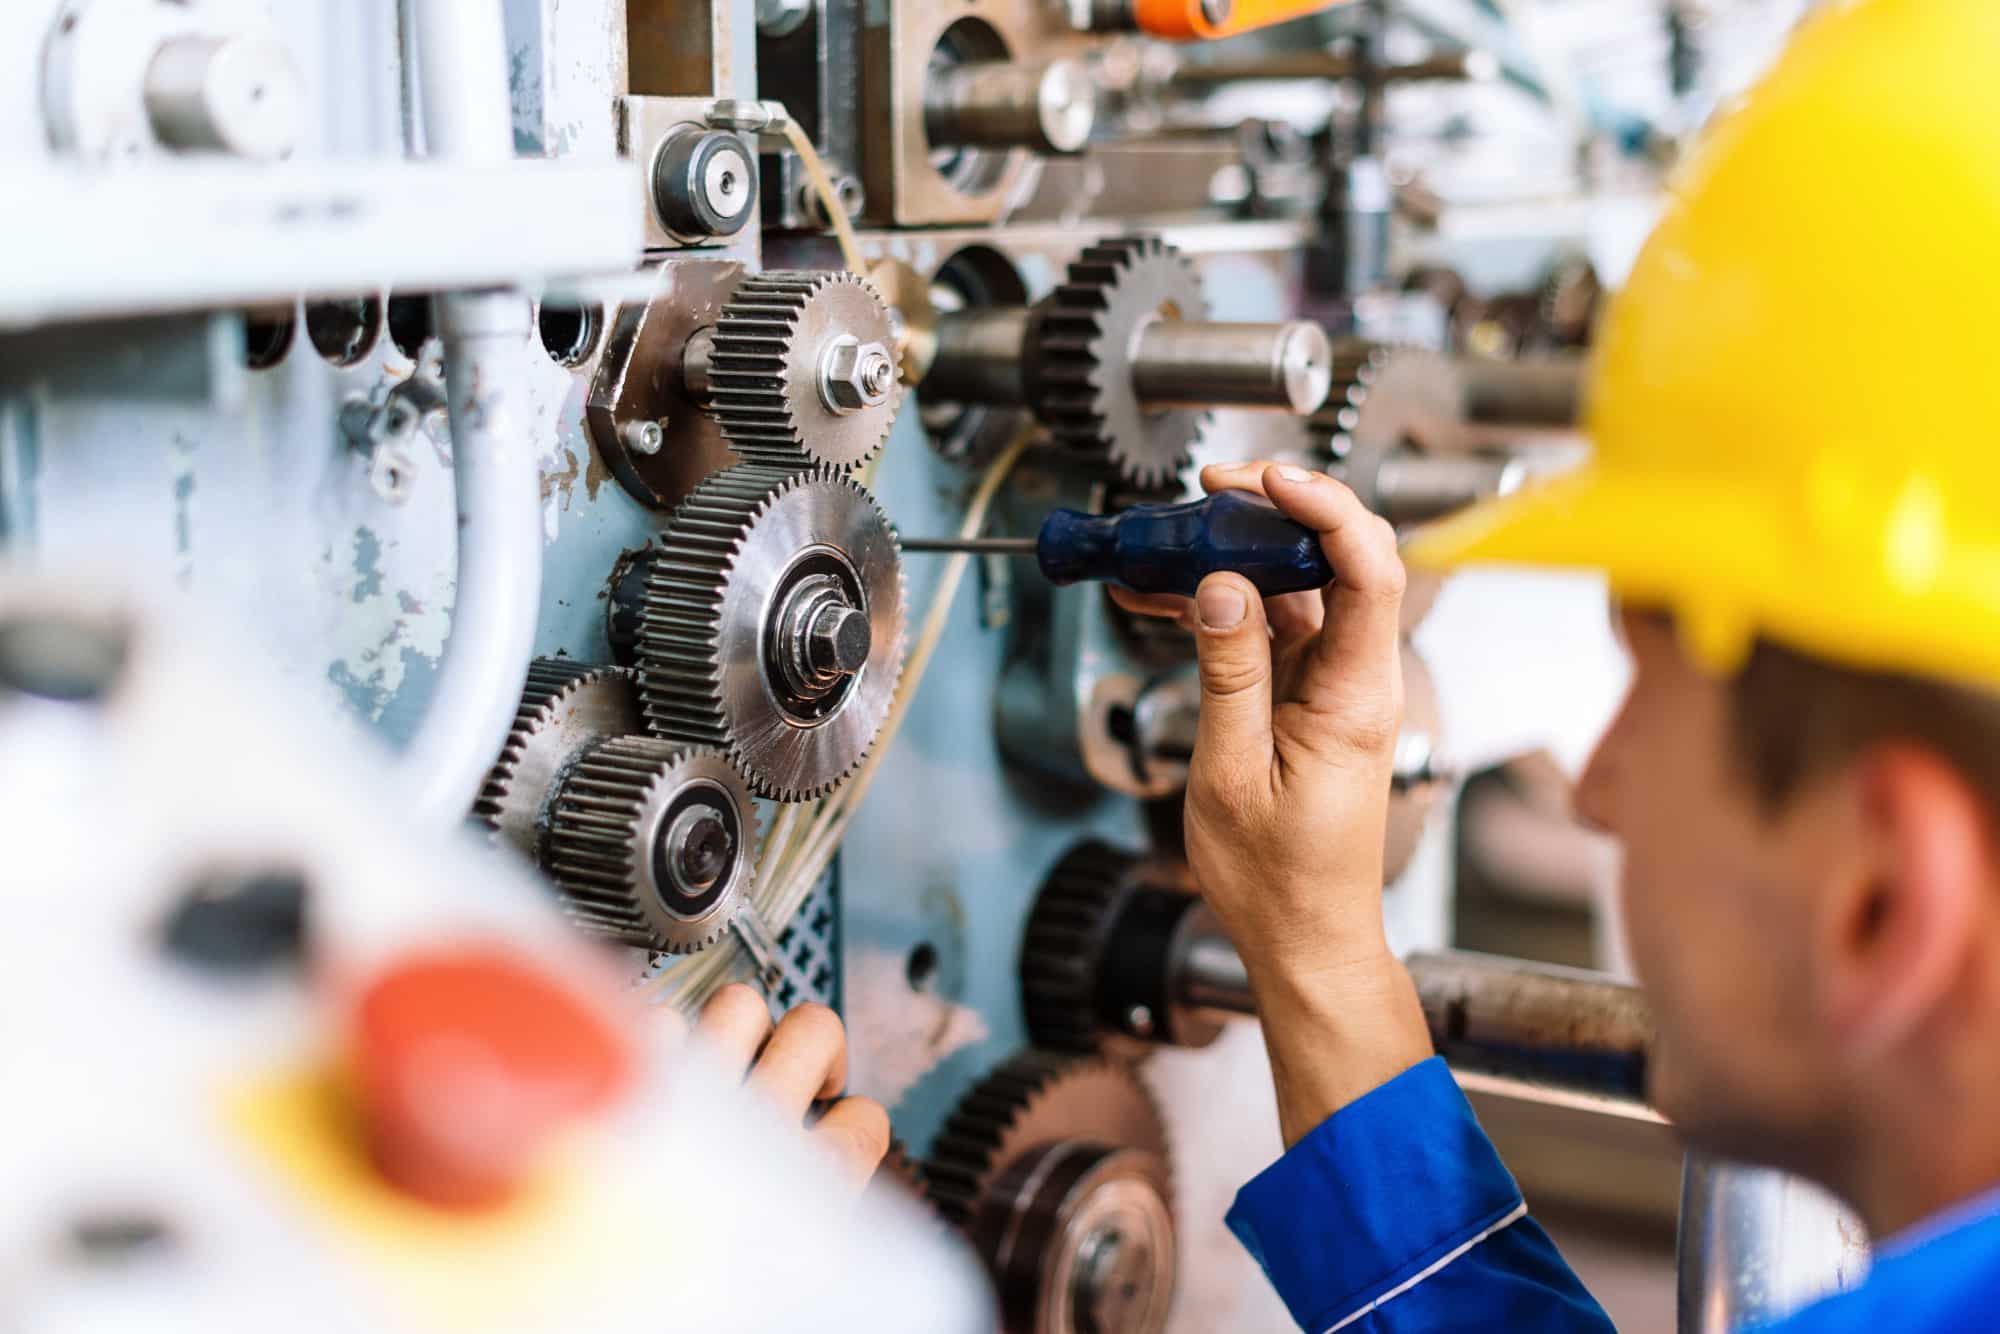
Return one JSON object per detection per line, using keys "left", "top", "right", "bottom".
{"left": 398, "top": 0, "right": 540, "bottom": 822}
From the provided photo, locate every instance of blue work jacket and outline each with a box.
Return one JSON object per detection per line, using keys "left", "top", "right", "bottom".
{"left": 1227, "top": 1056, "right": 2000, "bottom": 1332}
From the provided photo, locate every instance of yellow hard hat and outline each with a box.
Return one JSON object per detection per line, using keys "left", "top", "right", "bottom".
{"left": 1405, "top": 0, "right": 2000, "bottom": 688}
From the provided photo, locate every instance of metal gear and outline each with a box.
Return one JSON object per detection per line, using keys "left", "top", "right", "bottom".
{"left": 636, "top": 464, "right": 906, "bottom": 802}
{"left": 546, "top": 736, "right": 756, "bottom": 954}
{"left": 927, "top": 1052, "right": 1177, "bottom": 1334}
{"left": 1020, "top": 841, "right": 1225, "bottom": 1054}
{"left": 1032, "top": 236, "right": 1210, "bottom": 489}
{"left": 705, "top": 270, "right": 905, "bottom": 470}
{"left": 472, "top": 658, "right": 644, "bottom": 855}
{"left": 1311, "top": 342, "right": 1462, "bottom": 630}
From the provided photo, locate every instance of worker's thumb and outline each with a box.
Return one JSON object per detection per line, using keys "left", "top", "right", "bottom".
{"left": 1190, "top": 573, "right": 1275, "bottom": 779}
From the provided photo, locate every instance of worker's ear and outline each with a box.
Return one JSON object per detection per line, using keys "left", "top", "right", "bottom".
{"left": 1813, "top": 746, "right": 1988, "bottom": 1063}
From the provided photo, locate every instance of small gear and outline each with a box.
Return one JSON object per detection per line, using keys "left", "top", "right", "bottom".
{"left": 1021, "top": 841, "right": 1225, "bottom": 1054}
{"left": 927, "top": 1051, "right": 1177, "bottom": 1334}
{"left": 546, "top": 736, "right": 754, "bottom": 954}
{"left": 637, "top": 464, "right": 906, "bottom": 801}
{"left": 706, "top": 270, "right": 905, "bottom": 470}
{"left": 1312, "top": 340, "right": 1461, "bottom": 472}
{"left": 1031, "top": 236, "right": 1210, "bottom": 489}
{"left": 473, "top": 658, "right": 644, "bottom": 856}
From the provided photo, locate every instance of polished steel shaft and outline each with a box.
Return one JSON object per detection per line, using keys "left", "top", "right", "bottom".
{"left": 1129, "top": 319, "right": 1333, "bottom": 413}
{"left": 1172, "top": 939, "right": 1651, "bottom": 1103}
{"left": 923, "top": 60, "right": 1095, "bottom": 155}
{"left": 928, "top": 309, "right": 1334, "bottom": 413}
{"left": 1372, "top": 452, "right": 1526, "bottom": 525}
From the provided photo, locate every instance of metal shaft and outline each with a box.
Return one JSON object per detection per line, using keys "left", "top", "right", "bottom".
{"left": 1171, "top": 938, "right": 1652, "bottom": 1104}
{"left": 1169, "top": 51, "right": 1485, "bottom": 88}
{"left": 927, "top": 308, "right": 1033, "bottom": 404}
{"left": 1130, "top": 319, "right": 1334, "bottom": 413}
{"left": 1372, "top": 451, "right": 1526, "bottom": 525}
{"left": 923, "top": 60, "right": 1096, "bottom": 156}
{"left": 1456, "top": 354, "right": 1584, "bottom": 428}
{"left": 898, "top": 536, "right": 1038, "bottom": 555}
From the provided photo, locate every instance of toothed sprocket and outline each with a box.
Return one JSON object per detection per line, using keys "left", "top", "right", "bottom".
{"left": 926, "top": 1051, "right": 1177, "bottom": 1334}
{"left": 473, "top": 658, "right": 644, "bottom": 856}
{"left": 1029, "top": 236, "right": 1209, "bottom": 489}
{"left": 636, "top": 464, "right": 906, "bottom": 801}
{"left": 706, "top": 270, "right": 905, "bottom": 470}
{"left": 546, "top": 736, "right": 755, "bottom": 953}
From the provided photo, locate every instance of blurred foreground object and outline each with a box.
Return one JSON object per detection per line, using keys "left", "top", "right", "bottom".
{"left": 0, "top": 569, "right": 986, "bottom": 1334}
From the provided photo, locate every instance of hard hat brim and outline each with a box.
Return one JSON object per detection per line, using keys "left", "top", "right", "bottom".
{"left": 1400, "top": 469, "right": 1784, "bottom": 674}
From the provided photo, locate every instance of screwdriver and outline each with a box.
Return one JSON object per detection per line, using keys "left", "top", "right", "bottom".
{"left": 898, "top": 490, "right": 1334, "bottom": 598}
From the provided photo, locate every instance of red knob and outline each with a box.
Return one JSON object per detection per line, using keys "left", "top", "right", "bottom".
{"left": 348, "top": 945, "right": 633, "bottom": 1210}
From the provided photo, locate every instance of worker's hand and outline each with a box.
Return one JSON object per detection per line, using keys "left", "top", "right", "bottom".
{"left": 1110, "top": 462, "right": 1431, "bottom": 1142}
{"left": 1110, "top": 461, "right": 1405, "bottom": 969}
{"left": 691, "top": 984, "right": 892, "bottom": 1191}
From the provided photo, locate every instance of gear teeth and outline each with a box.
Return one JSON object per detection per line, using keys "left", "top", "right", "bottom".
{"left": 472, "top": 658, "right": 634, "bottom": 832}
{"left": 1020, "top": 841, "right": 1141, "bottom": 1053}
{"left": 1033, "top": 235, "right": 1209, "bottom": 489}
{"left": 547, "top": 736, "right": 753, "bottom": 954}
{"left": 926, "top": 1052, "right": 1079, "bottom": 1228}
{"left": 923, "top": 1051, "right": 1173, "bottom": 1231}
{"left": 707, "top": 270, "right": 904, "bottom": 470}
{"left": 637, "top": 463, "right": 906, "bottom": 802}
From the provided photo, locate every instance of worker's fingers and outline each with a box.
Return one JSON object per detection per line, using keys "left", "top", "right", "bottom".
{"left": 1265, "top": 588, "right": 1325, "bottom": 640}
{"left": 1257, "top": 465, "right": 1405, "bottom": 721}
{"left": 1107, "top": 586, "right": 1195, "bottom": 626}
{"left": 810, "top": 1096, "right": 893, "bottom": 1187}
{"left": 694, "top": 983, "right": 773, "bottom": 1078}
{"left": 746, "top": 1002, "right": 849, "bottom": 1119}
{"left": 1199, "top": 459, "right": 1277, "bottom": 499}
{"left": 1189, "top": 572, "right": 1276, "bottom": 788}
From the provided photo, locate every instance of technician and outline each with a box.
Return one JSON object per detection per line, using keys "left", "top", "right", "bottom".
{"left": 1113, "top": 0, "right": 2000, "bottom": 1328}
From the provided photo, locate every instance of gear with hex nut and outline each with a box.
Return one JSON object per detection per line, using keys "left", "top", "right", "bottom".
{"left": 926, "top": 1051, "right": 1177, "bottom": 1334}
{"left": 1031, "top": 236, "right": 1210, "bottom": 489}
{"left": 636, "top": 463, "right": 906, "bottom": 802}
{"left": 546, "top": 736, "right": 755, "bottom": 954}
{"left": 705, "top": 270, "right": 905, "bottom": 470}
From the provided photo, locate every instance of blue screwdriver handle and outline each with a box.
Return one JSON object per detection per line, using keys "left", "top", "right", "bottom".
{"left": 1036, "top": 490, "right": 1335, "bottom": 598}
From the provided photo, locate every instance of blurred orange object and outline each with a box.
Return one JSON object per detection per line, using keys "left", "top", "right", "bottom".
{"left": 1134, "top": 0, "right": 1355, "bottom": 42}
{"left": 348, "top": 946, "right": 634, "bottom": 1211}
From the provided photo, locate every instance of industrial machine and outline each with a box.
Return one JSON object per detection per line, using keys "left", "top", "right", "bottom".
{"left": 1, "top": 0, "right": 1851, "bottom": 1330}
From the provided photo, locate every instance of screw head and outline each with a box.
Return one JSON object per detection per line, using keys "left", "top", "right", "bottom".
{"left": 1200, "top": 0, "right": 1232, "bottom": 23}
{"left": 622, "top": 419, "right": 664, "bottom": 456}
{"left": 1125, "top": 1004, "right": 1156, "bottom": 1037}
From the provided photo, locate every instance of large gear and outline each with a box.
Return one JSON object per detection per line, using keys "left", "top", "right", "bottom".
{"left": 546, "top": 736, "right": 755, "bottom": 953}
{"left": 636, "top": 464, "right": 906, "bottom": 802}
{"left": 1031, "top": 236, "right": 1210, "bottom": 489}
{"left": 472, "top": 658, "right": 644, "bottom": 855}
{"left": 1020, "top": 841, "right": 1225, "bottom": 1054}
{"left": 705, "top": 270, "right": 905, "bottom": 470}
{"left": 927, "top": 1052, "right": 1177, "bottom": 1334}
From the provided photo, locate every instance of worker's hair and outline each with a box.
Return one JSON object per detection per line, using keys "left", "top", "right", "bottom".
{"left": 1730, "top": 640, "right": 2000, "bottom": 818}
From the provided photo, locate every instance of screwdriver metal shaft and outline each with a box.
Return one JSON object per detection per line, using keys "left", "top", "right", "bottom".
{"left": 897, "top": 536, "right": 1039, "bottom": 555}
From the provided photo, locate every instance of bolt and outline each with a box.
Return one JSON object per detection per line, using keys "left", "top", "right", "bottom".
{"left": 665, "top": 805, "right": 735, "bottom": 896}
{"left": 819, "top": 336, "right": 897, "bottom": 414}
{"left": 805, "top": 603, "right": 872, "bottom": 677}
{"left": 621, "top": 419, "right": 665, "bottom": 456}
{"left": 1200, "top": 0, "right": 1232, "bottom": 24}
